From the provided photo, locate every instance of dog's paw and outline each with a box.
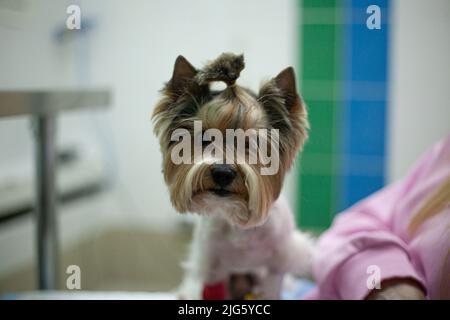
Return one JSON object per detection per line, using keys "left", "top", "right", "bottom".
{"left": 283, "top": 231, "right": 315, "bottom": 277}
{"left": 176, "top": 279, "right": 202, "bottom": 300}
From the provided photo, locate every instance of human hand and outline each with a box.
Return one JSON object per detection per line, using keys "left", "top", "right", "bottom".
{"left": 366, "top": 278, "right": 426, "bottom": 300}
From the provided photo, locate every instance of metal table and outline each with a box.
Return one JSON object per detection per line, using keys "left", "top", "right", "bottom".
{"left": 0, "top": 90, "right": 111, "bottom": 289}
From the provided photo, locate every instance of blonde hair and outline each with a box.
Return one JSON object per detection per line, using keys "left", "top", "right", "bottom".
{"left": 407, "top": 175, "right": 450, "bottom": 298}
{"left": 408, "top": 176, "right": 450, "bottom": 236}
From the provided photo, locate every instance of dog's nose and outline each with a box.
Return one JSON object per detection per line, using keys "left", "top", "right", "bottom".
{"left": 211, "top": 164, "right": 236, "bottom": 188}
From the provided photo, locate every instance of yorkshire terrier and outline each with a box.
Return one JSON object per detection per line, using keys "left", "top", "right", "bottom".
{"left": 152, "top": 53, "right": 313, "bottom": 299}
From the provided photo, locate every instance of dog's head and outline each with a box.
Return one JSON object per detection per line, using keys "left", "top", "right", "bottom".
{"left": 152, "top": 53, "right": 308, "bottom": 228}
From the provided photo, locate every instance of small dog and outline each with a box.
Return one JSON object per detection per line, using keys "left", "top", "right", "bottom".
{"left": 152, "top": 53, "right": 313, "bottom": 299}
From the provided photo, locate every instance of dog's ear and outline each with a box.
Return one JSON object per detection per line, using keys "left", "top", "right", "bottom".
{"left": 168, "top": 55, "right": 198, "bottom": 97}
{"left": 258, "top": 66, "right": 307, "bottom": 134}
{"left": 274, "top": 67, "right": 299, "bottom": 110}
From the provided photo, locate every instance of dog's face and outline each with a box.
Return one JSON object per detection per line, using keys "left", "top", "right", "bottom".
{"left": 152, "top": 54, "right": 308, "bottom": 228}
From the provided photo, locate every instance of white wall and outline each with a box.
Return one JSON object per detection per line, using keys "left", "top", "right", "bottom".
{"left": 83, "top": 0, "right": 298, "bottom": 227}
{"left": 388, "top": 0, "right": 450, "bottom": 182}
{"left": 0, "top": 0, "right": 297, "bottom": 276}
{"left": 2, "top": 0, "right": 448, "bottom": 280}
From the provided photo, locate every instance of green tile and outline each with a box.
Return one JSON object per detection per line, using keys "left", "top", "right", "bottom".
{"left": 332, "top": 100, "right": 344, "bottom": 153}
{"left": 301, "top": 80, "right": 335, "bottom": 101}
{"left": 302, "top": 9, "right": 337, "bottom": 25}
{"left": 299, "top": 153, "right": 334, "bottom": 175}
{"left": 297, "top": 174, "right": 334, "bottom": 229}
{"left": 303, "top": 101, "right": 335, "bottom": 154}
{"left": 302, "top": 0, "right": 336, "bottom": 8}
{"left": 301, "top": 24, "right": 337, "bottom": 80}
{"left": 296, "top": 0, "right": 343, "bottom": 231}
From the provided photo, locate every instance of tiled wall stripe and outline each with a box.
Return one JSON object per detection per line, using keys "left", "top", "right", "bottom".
{"left": 297, "top": 0, "right": 342, "bottom": 230}
{"left": 297, "top": 0, "right": 389, "bottom": 231}
{"left": 338, "top": 0, "right": 389, "bottom": 211}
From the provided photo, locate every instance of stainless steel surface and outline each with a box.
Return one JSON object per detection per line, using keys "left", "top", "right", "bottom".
{"left": 33, "top": 114, "right": 58, "bottom": 290}
{"left": 0, "top": 89, "right": 111, "bottom": 290}
{"left": 0, "top": 89, "right": 110, "bottom": 117}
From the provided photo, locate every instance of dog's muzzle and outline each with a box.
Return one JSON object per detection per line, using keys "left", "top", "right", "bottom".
{"left": 210, "top": 164, "right": 236, "bottom": 196}
{"left": 211, "top": 164, "right": 236, "bottom": 187}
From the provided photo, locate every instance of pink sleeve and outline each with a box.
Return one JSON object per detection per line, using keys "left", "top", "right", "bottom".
{"left": 313, "top": 136, "right": 450, "bottom": 299}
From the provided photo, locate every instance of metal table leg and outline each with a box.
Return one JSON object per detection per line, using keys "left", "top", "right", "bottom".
{"left": 0, "top": 89, "right": 110, "bottom": 290}
{"left": 33, "top": 114, "right": 58, "bottom": 290}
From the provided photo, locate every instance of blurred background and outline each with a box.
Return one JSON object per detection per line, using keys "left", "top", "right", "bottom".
{"left": 0, "top": 0, "right": 449, "bottom": 295}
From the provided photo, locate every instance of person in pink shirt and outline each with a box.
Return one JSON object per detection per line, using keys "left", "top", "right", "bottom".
{"left": 310, "top": 135, "right": 450, "bottom": 299}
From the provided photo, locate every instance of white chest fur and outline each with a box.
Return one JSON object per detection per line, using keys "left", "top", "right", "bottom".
{"left": 178, "top": 195, "right": 314, "bottom": 299}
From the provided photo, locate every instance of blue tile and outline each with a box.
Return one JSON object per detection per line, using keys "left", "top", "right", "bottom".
{"left": 343, "top": 101, "right": 386, "bottom": 156}
{"left": 339, "top": 175, "right": 385, "bottom": 211}
{"left": 337, "top": 0, "right": 389, "bottom": 211}
{"left": 351, "top": 0, "right": 389, "bottom": 81}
